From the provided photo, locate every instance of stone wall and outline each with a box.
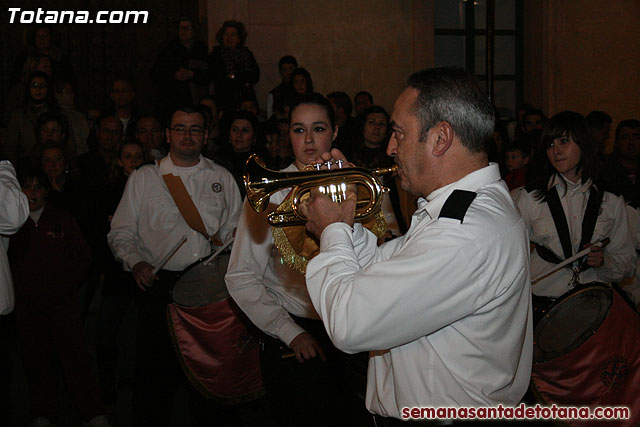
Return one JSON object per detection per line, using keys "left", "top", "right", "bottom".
{"left": 524, "top": 0, "right": 640, "bottom": 148}
{"left": 204, "top": 0, "right": 433, "bottom": 114}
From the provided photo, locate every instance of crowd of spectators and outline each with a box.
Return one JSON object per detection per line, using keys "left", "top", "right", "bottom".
{"left": 1, "top": 18, "right": 639, "bottom": 427}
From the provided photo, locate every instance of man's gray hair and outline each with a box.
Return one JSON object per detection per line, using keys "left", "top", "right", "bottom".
{"left": 407, "top": 67, "right": 494, "bottom": 153}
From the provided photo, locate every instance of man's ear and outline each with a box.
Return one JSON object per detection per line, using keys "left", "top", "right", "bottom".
{"left": 432, "top": 121, "right": 454, "bottom": 157}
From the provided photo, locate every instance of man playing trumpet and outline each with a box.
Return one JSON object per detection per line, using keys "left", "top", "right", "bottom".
{"left": 299, "top": 68, "right": 533, "bottom": 424}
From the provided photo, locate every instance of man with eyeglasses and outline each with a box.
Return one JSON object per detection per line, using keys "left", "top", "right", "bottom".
{"left": 108, "top": 105, "right": 242, "bottom": 426}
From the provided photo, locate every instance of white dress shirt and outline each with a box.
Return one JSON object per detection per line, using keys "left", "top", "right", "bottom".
{"left": 306, "top": 163, "right": 533, "bottom": 418}
{"left": 108, "top": 154, "right": 241, "bottom": 271}
{"left": 0, "top": 160, "right": 29, "bottom": 314}
{"left": 512, "top": 174, "right": 635, "bottom": 297}
{"left": 623, "top": 205, "right": 640, "bottom": 308}
{"left": 225, "top": 164, "right": 319, "bottom": 346}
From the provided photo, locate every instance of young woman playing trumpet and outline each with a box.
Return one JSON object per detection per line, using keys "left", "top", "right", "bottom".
{"left": 225, "top": 93, "right": 371, "bottom": 426}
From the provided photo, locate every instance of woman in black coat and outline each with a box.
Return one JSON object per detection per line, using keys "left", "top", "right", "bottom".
{"left": 208, "top": 20, "right": 260, "bottom": 113}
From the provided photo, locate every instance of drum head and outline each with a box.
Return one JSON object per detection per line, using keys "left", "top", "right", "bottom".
{"left": 533, "top": 286, "right": 612, "bottom": 363}
{"left": 172, "top": 252, "right": 231, "bottom": 307}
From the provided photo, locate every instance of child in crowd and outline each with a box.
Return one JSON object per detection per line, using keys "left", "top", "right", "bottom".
{"left": 504, "top": 131, "right": 537, "bottom": 190}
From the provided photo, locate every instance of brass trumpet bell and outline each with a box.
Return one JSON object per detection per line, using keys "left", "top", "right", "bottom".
{"left": 244, "top": 154, "right": 397, "bottom": 227}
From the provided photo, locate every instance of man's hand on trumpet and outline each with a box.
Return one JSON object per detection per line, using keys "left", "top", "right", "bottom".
{"left": 309, "top": 148, "right": 353, "bottom": 169}
{"left": 299, "top": 148, "right": 357, "bottom": 239}
{"left": 299, "top": 188, "right": 357, "bottom": 239}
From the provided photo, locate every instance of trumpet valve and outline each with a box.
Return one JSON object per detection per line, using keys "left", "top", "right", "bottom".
{"left": 318, "top": 182, "right": 349, "bottom": 203}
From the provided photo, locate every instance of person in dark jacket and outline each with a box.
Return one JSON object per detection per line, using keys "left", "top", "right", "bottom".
{"left": 151, "top": 18, "right": 210, "bottom": 118}
{"left": 208, "top": 20, "right": 260, "bottom": 113}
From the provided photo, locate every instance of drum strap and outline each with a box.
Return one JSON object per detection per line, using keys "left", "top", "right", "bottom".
{"left": 535, "top": 186, "right": 604, "bottom": 270}
{"left": 162, "top": 173, "right": 222, "bottom": 246}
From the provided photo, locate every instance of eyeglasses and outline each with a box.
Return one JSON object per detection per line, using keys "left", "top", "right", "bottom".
{"left": 170, "top": 126, "right": 204, "bottom": 136}
{"left": 30, "top": 82, "right": 48, "bottom": 89}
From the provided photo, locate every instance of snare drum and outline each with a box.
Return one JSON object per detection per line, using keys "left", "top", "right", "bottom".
{"left": 167, "top": 251, "right": 265, "bottom": 403}
{"left": 531, "top": 284, "right": 640, "bottom": 425}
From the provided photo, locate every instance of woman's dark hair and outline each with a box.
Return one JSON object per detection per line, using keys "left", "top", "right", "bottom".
{"left": 290, "top": 68, "right": 314, "bottom": 94}
{"left": 222, "top": 110, "right": 262, "bottom": 152}
{"left": 288, "top": 93, "right": 336, "bottom": 130}
{"left": 17, "top": 164, "right": 51, "bottom": 191}
{"left": 526, "top": 111, "right": 602, "bottom": 201}
{"left": 348, "top": 105, "right": 391, "bottom": 160}
{"left": 215, "top": 20, "right": 247, "bottom": 47}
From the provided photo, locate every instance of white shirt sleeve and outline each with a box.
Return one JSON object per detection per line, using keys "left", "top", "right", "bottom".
{"left": 306, "top": 220, "right": 507, "bottom": 353}
{"left": 214, "top": 169, "right": 242, "bottom": 245}
{"left": 0, "top": 161, "right": 29, "bottom": 235}
{"left": 225, "top": 200, "right": 306, "bottom": 346}
{"left": 108, "top": 168, "right": 147, "bottom": 270}
{"left": 584, "top": 193, "right": 636, "bottom": 284}
{"left": 0, "top": 160, "right": 29, "bottom": 315}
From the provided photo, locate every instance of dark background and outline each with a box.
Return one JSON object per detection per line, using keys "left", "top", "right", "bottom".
{"left": 0, "top": 0, "right": 201, "bottom": 122}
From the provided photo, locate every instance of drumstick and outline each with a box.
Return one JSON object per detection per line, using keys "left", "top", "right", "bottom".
{"left": 203, "top": 237, "right": 234, "bottom": 266}
{"left": 152, "top": 235, "right": 188, "bottom": 275}
{"left": 531, "top": 238, "right": 610, "bottom": 284}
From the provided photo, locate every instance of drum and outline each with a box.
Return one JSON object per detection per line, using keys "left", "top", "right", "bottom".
{"left": 531, "top": 284, "right": 640, "bottom": 425}
{"left": 171, "top": 251, "right": 231, "bottom": 307}
{"left": 167, "top": 251, "right": 264, "bottom": 404}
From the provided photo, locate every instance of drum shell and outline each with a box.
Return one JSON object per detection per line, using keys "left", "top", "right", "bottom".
{"left": 531, "top": 285, "right": 640, "bottom": 426}
{"left": 167, "top": 251, "right": 264, "bottom": 402}
{"left": 171, "top": 252, "right": 230, "bottom": 307}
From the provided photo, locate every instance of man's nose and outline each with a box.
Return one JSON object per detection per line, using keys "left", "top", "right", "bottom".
{"left": 387, "top": 137, "right": 397, "bottom": 157}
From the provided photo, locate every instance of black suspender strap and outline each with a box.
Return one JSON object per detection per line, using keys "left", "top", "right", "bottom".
{"left": 546, "top": 187, "right": 573, "bottom": 260}
{"left": 579, "top": 187, "right": 604, "bottom": 250}
{"left": 534, "top": 244, "right": 564, "bottom": 264}
{"left": 535, "top": 185, "right": 604, "bottom": 267}
{"left": 578, "top": 187, "right": 604, "bottom": 271}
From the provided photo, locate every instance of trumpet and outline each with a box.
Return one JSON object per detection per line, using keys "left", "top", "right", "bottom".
{"left": 244, "top": 154, "right": 397, "bottom": 227}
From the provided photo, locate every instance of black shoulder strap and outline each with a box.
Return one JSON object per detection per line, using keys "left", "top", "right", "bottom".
{"left": 580, "top": 187, "right": 604, "bottom": 250}
{"left": 546, "top": 187, "right": 573, "bottom": 260}
{"left": 578, "top": 187, "right": 605, "bottom": 272}
{"left": 534, "top": 244, "right": 564, "bottom": 265}
{"left": 439, "top": 190, "right": 476, "bottom": 223}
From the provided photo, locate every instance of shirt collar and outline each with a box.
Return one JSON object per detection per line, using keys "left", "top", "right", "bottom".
{"left": 547, "top": 173, "right": 592, "bottom": 194}
{"left": 416, "top": 163, "right": 502, "bottom": 220}
{"left": 158, "top": 153, "right": 209, "bottom": 175}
